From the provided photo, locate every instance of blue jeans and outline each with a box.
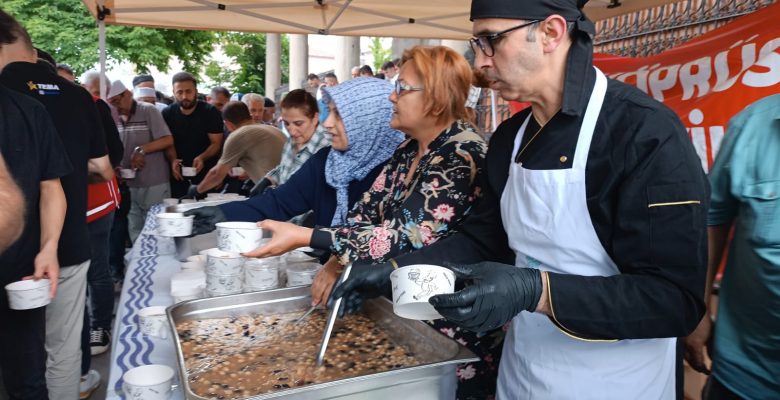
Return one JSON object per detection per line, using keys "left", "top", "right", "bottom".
{"left": 81, "top": 211, "right": 115, "bottom": 375}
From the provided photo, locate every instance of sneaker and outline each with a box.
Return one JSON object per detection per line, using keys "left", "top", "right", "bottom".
{"left": 89, "top": 328, "right": 111, "bottom": 355}
{"left": 79, "top": 369, "right": 100, "bottom": 399}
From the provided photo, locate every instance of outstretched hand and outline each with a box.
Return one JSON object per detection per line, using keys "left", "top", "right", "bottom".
{"left": 429, "top": 261, "right": 542, "bottom": 332}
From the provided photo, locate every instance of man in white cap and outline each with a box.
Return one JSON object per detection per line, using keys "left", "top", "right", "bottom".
{"left": 107, "top": 80, "right": 176, "bottom": 242}
{"left": 134, "top": 86, "right": 166, "bottom": 112}
{"left": 333, "top": 0, "right": 710, "bottom": 398}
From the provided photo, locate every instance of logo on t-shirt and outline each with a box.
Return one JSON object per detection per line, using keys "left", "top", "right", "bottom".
{"left": 27, "top": 80, "right": 61, "bottom": 95}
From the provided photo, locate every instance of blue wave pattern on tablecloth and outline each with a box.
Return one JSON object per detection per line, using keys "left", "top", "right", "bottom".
{"left": 113, "top": 205, "right": 163, "bottom": 395}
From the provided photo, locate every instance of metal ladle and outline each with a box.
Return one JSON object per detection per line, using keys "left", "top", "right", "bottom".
{"left": 315, "top": 263, "right": 352, "bottom": 367}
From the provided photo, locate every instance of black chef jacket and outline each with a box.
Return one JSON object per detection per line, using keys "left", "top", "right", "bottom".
{"left": 397, "top": 68, "right": 710, "bottom": 342}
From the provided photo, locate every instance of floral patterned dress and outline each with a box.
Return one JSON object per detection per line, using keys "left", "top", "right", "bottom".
{"left": 313, "top": 120, "right": 504, "bottom": 399}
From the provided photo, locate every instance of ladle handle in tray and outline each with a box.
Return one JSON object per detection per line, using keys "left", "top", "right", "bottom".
{"left": 315, "top": 263, "right": 353, "bottom": 367}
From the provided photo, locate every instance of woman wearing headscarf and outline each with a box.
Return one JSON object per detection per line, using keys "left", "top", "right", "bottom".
{"left": 186, "top": 78, "right": 405, "bottom": 243}
{"left": 246, "top": 46, "right": 500, "bottom": 399}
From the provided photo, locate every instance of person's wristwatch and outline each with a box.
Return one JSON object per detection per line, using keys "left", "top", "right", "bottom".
{"left": 133, "top": 146, "right": 146, "bottom": 156}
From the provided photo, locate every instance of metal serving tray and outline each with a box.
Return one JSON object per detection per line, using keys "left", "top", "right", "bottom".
{"left": 167, "top": 287, "right": 477, "bottom": 400}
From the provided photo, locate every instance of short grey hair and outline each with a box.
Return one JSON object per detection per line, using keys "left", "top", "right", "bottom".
{"left": 80, "top": 70, "right": 110, "bottom": 87}
{"left": 241, "top": 93, "right": 265, "bottom": 106}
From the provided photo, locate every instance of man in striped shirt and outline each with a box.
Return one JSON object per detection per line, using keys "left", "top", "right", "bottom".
{"left": 107, "top": 80, "right": 175, "bottom": 242}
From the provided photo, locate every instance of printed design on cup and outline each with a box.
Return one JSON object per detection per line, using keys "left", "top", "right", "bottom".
{"left": 407, "top": 268, "right": 440, "bottom": 301}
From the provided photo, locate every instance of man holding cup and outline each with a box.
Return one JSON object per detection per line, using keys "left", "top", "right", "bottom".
{"left": 333, "top": 0, "right": 709, "bottom": 398}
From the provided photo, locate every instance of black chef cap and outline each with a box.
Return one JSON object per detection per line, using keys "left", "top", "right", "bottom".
{"left": 132, "top": 74, "right": 154, "bottom": 87}
{"left": 470, "top": 0, "right": 595, "bottom": 116}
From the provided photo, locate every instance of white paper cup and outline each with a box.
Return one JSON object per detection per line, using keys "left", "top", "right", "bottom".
{"left": 205, "top": 288, "right": 243, "bottom": 297}
{"left": 123, "top": 364, "right": 175, "bottom": 400}
{"left": 171, "top": 285, "right": 203, "bottom": 303}
{"left": 284, "top": 248, "right": 317, "bottom": 264}
{"left": 4, "top": 279, "right": 51, "bottom": 310}
{"left": 137, "top": 306, "right": 170, "bottom": 339}
{"left": 179, "top": 261, "right": 204, "bottom": 272}
{"left": 181, "top": 166, "right": 197, "bottom": 177}
{"left": 216, "top": 222, "right": 263, "bottom": 253}
{"left": 231, "top": 167, "right": 245, "bottom": 176}
{"left": 390, "top": 264, "right": 455, "bottom": 320}
{"left": 156, "top": 213, "right": 194, "bottom": 237}
{"left": 205, "top": 273, "right": 243, "bottom": 293}
{"left": 185, "top": 255, "right": 207, "bottom": 268}
{"left": 119, "top": 168, "right": 136, "bottom": 179}
{"left": 204, "top": 248, "right": 244, "bottom": 275}
{"left": 244, "top": 259, "right": 280, "bottom": 290}
{"left": 285, "top": 262, "right": 322, "bottom": 287}
{"left": 198, "top": 247, "right": 219, "bottom": 256}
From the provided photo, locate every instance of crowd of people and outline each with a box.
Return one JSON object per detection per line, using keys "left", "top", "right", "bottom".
{"left": 1, "top": 0, "right": 778, "bottom": 398}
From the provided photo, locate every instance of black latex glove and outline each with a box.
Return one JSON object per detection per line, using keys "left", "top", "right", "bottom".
{"left": 429, "top": 262, "right": 542, "bottom": 332}
{"left": 328, "top": 260, "right": 395, "bottom": 317}
{"left": 249, "top": 178, "right": 273, "bottom": 198}
{"left": 183, "top": 184, "right": 207, "bottom": 200}
{"left": 183, "top": 206, "right": 226, "bottom": 236}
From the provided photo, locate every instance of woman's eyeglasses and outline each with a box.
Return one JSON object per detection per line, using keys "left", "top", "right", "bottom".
{"left": 394, "top": 80, "right": 424, "bottom": 96}
{"left": 469, "top": 20, "right": 541, "bottom": 57}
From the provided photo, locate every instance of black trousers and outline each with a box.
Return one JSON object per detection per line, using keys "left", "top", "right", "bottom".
{"left": 0, "top": 297, "right": 47, "bottom": 400}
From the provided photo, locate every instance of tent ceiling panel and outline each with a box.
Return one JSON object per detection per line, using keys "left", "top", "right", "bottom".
{"left": 83, "top": 0, "right": 682, "bottom": 39}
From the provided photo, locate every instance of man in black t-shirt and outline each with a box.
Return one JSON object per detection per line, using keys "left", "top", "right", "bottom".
{"left": 0, "top": 12, "right": 114, "bottom": 400}
{"left": 0, "top": 80, "right": 71, "bottom": 399}
{"left": 162, "top": 72, "right": 224, "bottom": 197}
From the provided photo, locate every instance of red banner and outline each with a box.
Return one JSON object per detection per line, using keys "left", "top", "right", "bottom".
{"left": 593, "top": 2, "right": 780, "bottom": 172}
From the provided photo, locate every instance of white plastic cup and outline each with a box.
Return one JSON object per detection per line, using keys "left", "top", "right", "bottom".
{"left": 185, "top": 255, "right": 207, "bottom": 269}
{"left": 171, "top": 285, "right": 203, "bottom": 303}
{"left": 137, "top": 306, "right": 170, "bottom": 339}
{"left": 181, "top": 166, "right": 197, "bottom": 177}
{"left": 122, "top": 364, "right": 175, "bottom": 400}
{"left": 4, "top": 279, "right": 51, "bottom": 310}
{"left": 285, "top": 262, "right": 322, "bottom": 287}
{"left": 244, "top": 259, "right": 280, "bottom": 290}
{"left": 119, "top": 168, "right": 136, "bottom": 179}
{"left": 205, "top": 273, "right": 243, "bottom": 293}
{"left": 156, "top": 213, "right": 194, "bottom": 237}
{"left": 179, "top": 261, "right": 204, "bottom": 272}
{"left": 205, "top": 248, "right": 244, "bottom": 275}
{"left": 390, "top": 264, "right": 456, "bottom": 320}
{"left": 205, "top": 288, "right": 243, "bottom": 297}
{"left": 284, "top": 248, "right": 317, "bottom": 264}
{"left": 216, "top": 221, "right": 263, "bottom": 253}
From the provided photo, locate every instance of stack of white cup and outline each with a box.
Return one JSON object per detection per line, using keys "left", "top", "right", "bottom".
{"left": 244, "top": 257, "right": 281, "bottom": 292}
{"left": 204, "top": 248, "right": 244, "bottom": 296}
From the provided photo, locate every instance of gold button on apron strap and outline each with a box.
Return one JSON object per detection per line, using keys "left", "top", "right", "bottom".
{"left": 559, "top": 155, "right": 568, "bottom": 163}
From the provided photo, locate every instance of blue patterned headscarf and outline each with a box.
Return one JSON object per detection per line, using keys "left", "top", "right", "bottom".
{"left": 322, "top": 78, "right": 405, "bottom": 226}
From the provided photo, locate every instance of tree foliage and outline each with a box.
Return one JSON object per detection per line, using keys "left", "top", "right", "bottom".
{"left": 4, "top": 0, "right": 217, "bottom": 77}
{"left": 369, "top": 37, "right": 392, "bottom": 72}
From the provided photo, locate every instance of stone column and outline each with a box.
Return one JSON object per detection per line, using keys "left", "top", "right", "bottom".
{"left": 265, "top": 33, "right": 281, "bottom": 99}
{"left": 288, "top": 34, "right": 309, "bottom": 90}
{"left": 335, "top": 36, "right": 360, "bottom": 81}
{"left": 441, "top": 39, "right": 469, "bottom": 56}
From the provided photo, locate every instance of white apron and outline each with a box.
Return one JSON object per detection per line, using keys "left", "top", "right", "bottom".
{"left": 497, "top": 68, "right": 677, "bottom": 399}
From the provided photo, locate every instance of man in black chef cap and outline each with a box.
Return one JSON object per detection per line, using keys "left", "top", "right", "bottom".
{"left": 332, "top": 0, "right": 710, "bottom": 398}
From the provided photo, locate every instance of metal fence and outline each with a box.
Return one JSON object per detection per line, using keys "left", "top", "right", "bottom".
{"left": 593, "top": 0, "right": 775, "bottom": 57}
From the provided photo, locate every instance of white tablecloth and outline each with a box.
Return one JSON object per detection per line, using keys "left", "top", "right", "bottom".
{"left": 106, "top": 204, "right": 187, "bottom": 399}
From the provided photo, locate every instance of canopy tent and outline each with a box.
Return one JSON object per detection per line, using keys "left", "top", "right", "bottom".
{"left": 81, "top": 0, "right": 685, "bottom": 40}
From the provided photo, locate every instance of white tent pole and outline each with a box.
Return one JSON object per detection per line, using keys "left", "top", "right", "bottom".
{"left": 490, "top": 89, "right": 498, "bottom": 132}
{"left": 99, "top": 18, "right": 106, "bottom": 99}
